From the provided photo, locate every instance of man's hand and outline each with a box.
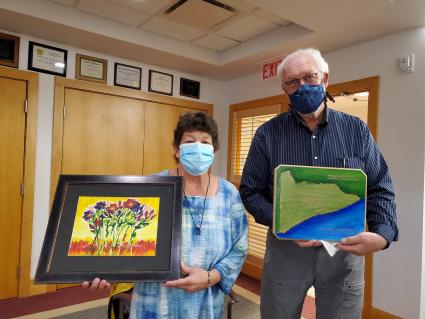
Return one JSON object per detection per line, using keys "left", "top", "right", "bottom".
{"left": 164, "top": 263, "right": 214, "bottom": 293}
{"left": 336, "top": 232, "right": 387, "bottom": 256}
{"left": 294, "top": 240, "right": 323, "bottom": 248}
{"left": 82, "top": 278, "right": 111, "bottom": 292}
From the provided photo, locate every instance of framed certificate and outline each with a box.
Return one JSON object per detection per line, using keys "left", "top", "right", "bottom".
{"left": 180, "top": 78, "right": 200, "bottom": 99}
{"left": 148, "top": 70, "right": 173, "bottom": 96}
{"left": 28, "top": 41, "right": 67, "bottom": 76}
{"left": 76, "top": 54, "right": 107, "bottom": 84}
{"left": 0, "top": 32, "right": 20, "bottom": 68}
{"left": 273, "top": 165, "right": 366, "bottom": 241}
{"left": 35, "top": 175, "right": 182, "bottom": 283}
{"left": 114, "top": 63, "right": 142, "bottom": 90}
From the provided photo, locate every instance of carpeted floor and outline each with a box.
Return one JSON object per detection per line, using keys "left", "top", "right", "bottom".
{"left": 50, "top": 295, "right": 260, "bottom": 319}
{"left": 51, "top": 305, "right": 108, "bottom": 319}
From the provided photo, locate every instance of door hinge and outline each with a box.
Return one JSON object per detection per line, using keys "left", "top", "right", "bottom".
{"left": 63, "top": 104, "right": 66, "bottom": 118}
{"left": 21, "top": 181, "right": 24, "bottom": 195}
{"left": 16, "top": 265, "right": 20, "bottom": 279}
{"left": 24, "top": 99, "right": 28, "bottom": 113}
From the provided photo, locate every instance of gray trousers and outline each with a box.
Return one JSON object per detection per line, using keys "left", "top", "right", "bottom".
{"left": 260, "top": 231, "right": 364, "bottom": 319}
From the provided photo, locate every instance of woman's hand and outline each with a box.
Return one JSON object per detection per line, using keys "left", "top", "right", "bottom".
{"left": 82, "top": 278, "right": 111, "bottom": 292}
{"left": 164, "top": 263, "right": 218, "bottom": 293}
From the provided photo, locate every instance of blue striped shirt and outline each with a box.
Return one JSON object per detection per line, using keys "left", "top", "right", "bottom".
{"left": 239, "top": 107, "right": 398, "bottom": 246}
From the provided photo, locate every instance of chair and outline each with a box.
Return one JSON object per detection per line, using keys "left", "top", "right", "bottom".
{"left": 107, "top": 288, "right": 240, "bottom": 319}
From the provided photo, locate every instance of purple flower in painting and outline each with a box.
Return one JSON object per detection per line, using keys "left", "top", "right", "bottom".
{"left": 94, "top": 201, "right": 107, "bottom": 210}
{"left": 83, "top": 209, "right": 94, "bottom": 221}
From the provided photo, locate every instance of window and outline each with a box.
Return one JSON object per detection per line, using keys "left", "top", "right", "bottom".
{"left": 228, "top": 96, "right": 287, "bottom": 265}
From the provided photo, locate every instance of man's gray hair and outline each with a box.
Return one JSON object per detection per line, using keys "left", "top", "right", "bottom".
{"left": 277, "top": 48, "right": 329, "bottom": 78}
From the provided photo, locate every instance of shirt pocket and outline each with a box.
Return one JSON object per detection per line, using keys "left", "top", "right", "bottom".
{"left": 327, "top": 155, "right": 363, "bottom": 169}
{"left": 337, "top": 156, "right": 364, "bottom": 169}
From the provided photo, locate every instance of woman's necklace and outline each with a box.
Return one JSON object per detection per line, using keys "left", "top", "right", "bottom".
{"left": 177, "top": 167, "right": 210, "bottom": 235}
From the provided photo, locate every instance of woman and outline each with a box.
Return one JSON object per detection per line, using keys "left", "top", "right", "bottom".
{"left": 85, "top": 112, "right": 248, "bottom": 319}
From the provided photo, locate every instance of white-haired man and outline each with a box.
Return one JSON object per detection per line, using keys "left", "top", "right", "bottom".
{"left": 240, "top": 48, "right": 398, "bottom": 318}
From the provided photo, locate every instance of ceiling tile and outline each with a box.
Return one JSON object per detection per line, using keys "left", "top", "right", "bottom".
{"left": 163, "top": 0, "right": 235, "bottom": 30}
{"left": 109, "top": 0, "right": 175, "bottom": 14}
{"left": 76, "top": 0, "right": 149, "bottom": 26}
{"left": 193, "top": 34, "right": 240, "bottom": 51}
{"left": 253, "top": 8, "right": 291, "bottom": 26}
{"left": 49, "top": 0, "right": 78, "bottom": 6}
{"left": 215, "top": 15, "right": 279, "bottom": 42}
{"left": 142, "top": 17, "right": 206, "bottom": 41}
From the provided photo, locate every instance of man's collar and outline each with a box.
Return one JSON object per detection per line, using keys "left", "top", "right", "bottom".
{"left": 290, "top": 104, "right": 329, "bottom": 126}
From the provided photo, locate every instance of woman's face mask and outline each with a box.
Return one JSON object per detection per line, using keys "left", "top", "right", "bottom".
{"left": 179, "top": 142, "right": 214, "bottom": 176}
{"left": 288, "top": 83, "right": 326, "bottom": 114}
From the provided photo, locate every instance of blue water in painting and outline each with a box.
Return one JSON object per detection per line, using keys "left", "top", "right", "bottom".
{"left": 276, "top": 199, "right": 365, "bottom": 241}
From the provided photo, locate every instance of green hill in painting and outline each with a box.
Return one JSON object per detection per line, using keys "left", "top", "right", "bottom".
{"left": 278, "top": 170, "right": 360, "bottom": 232}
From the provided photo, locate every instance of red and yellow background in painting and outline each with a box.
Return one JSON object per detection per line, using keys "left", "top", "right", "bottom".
{"left": 68, "top": 196, "right": 160, "bottom": 257}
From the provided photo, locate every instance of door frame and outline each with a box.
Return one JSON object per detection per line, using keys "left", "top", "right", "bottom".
{"left": 327, "top": 76, "right": 379, "bottom": 319}
{"left": 0, "top": 66, "right": 38, "bottom": 297}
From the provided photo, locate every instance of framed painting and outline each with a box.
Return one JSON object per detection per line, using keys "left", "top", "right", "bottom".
{"left": 273, "top": 165, "right": 366, "bottom": 241}
{"left": 0, "top": 32, "right": 20, "bottom": 68}
{"left": 35, "top": 175, "right": 182, "bottom": 283}
{"left": 28, "top": 41, "right": 67, "bottom": 76}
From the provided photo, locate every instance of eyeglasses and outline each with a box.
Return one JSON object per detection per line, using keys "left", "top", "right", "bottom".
{"left": 282, "top": 72, "right": 321, "bottom": 91}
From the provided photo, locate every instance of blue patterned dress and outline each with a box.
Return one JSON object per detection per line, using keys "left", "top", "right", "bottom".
{"left": 130, "top": 170, "right": 248, "bottom": 319}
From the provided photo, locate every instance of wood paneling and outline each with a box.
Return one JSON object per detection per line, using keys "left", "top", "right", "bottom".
{"left": 0, "top": 66, "right": 38, "bottom": 298}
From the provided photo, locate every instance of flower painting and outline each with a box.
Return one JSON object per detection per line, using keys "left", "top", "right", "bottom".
{"left": 273, "top": 165, "right": 366, "bottom": 241}
{"left": 68, "top": 196, "right": 160, "bottom": 256}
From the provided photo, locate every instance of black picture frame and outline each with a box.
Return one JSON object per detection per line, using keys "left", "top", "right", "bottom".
{"left": 180, "top": 78, "right": 200, "bottom": 99}
{"left": 0, "top": 32, "right": 20, "bottom": 68}
{"left": 114, "top": 62, "right": 142, "bottom": 90}
{"left": 28, "top": 41, "right": 67, "bottom": 77}
{"left": 35, "top": 175, "right": 182, "bottom": 283}
{"left": 148, "top": 70, "right": 173, "bottom": 96}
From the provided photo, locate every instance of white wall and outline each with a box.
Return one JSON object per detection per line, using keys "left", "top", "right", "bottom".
{"left": 0, "top": 30, "right": 224, "bottom": 277}
{"left": 221, "top": 26, "right": 425, "bottom": 318}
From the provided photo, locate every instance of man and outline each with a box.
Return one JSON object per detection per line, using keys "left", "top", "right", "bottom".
{"left": 239, "top": 48, "right": 398, "bottom": 319}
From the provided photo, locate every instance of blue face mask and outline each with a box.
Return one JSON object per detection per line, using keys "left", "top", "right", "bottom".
{"left": 179, "top": 142, "right": 214, "bottom": 176}
{"left": 288, "top": 84, "right": 326, "bottom": 114}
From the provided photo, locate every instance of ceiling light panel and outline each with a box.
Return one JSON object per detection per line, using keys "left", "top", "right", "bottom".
{"left": 110, "top": 0, "right": 175, "bottom": 14}
{"left": 215, "top": 15, "right": 279, "bottom": 42}
{"left": 193, "top": 34, "right": 240, "bottom": 51}
{"left": 77, "top": 0, "right": 149, "bottom": 26}
{"left": 142, "top": 17, "right": 206, "bottom": 41}
{"left": 164, "top": 0, "right": 235, "bottom": 30}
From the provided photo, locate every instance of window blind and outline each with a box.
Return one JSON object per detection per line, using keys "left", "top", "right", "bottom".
{"left": 229, "top": 104, "right": 280, "bottom": 259}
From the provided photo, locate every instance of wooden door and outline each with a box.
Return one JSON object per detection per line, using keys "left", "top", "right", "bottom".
{"left": 62, "top": 88, "right": 145, "bottom": 174}
{"left": 0, "top": 77, "right": 26, "bottom": 299}
{"left": 143, "top": 102, "right": 206, "bottom": 175}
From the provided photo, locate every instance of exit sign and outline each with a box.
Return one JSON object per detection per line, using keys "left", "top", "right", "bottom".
{"left": 261, "top": 56, "right": 284, "bottom": 81}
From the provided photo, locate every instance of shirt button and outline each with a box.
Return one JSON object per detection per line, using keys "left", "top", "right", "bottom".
{"left": 313, "top": 135, "right": 316, "bottom": 139}
{"left": 314, "top": 156, "right": 318, "bottom": 160}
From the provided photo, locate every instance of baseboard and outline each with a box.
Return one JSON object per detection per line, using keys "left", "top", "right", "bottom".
{"left": 370, "top": 306, "right": 402, "bottom": 319}
{"left": 29, "top": 279, "right": 56, "bottom": 296}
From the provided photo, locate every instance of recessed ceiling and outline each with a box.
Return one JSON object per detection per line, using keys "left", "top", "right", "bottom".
{"left": 0, "top": 0, "right": 424, "bottom": 80}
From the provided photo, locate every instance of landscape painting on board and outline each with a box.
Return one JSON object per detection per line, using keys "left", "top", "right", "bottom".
{"left": 273, "top": 165, "right": 366, "bottom": 241}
